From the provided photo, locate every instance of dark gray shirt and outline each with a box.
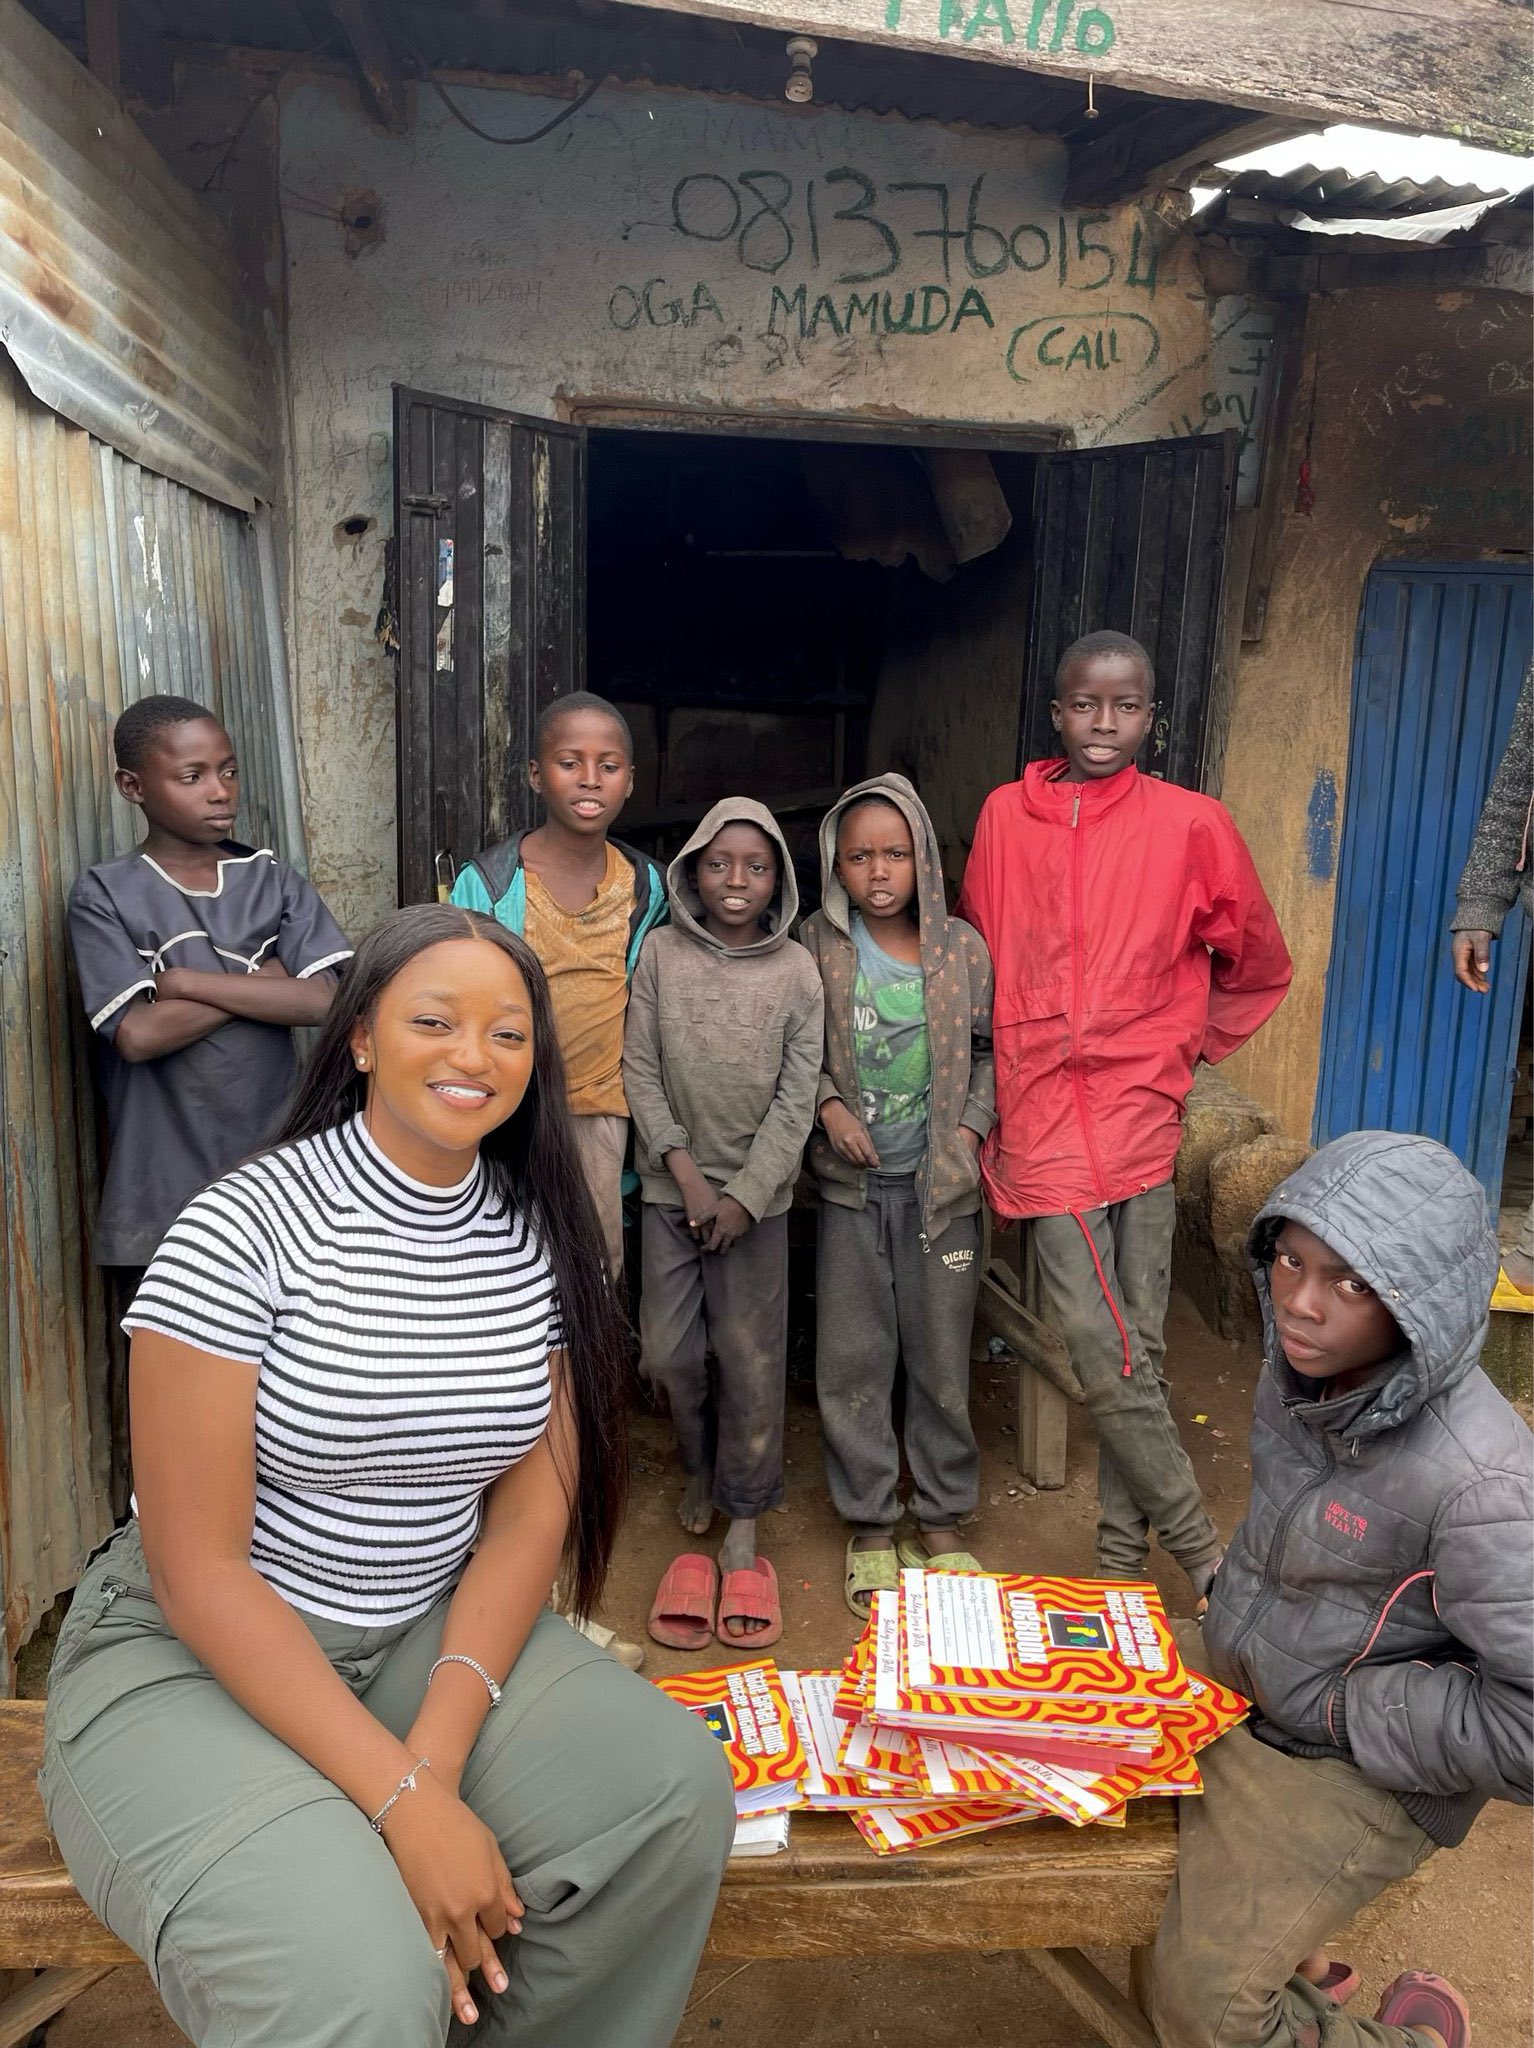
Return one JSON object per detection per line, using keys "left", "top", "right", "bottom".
{"left": 67, "top": 843, "right": 351, "bottom": 1265}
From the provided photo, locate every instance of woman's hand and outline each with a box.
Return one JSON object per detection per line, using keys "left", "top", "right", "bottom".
{"left": 703, "top": 1194, "right": 753, "bottom": 1254}
{"left": 381, "top": 1767, "right": 524, "bottom": 2029}
{"left": 820, "top": 1099, "right": 881, "bottom": 1169}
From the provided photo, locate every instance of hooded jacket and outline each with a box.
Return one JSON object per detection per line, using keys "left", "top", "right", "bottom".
{"left": 955, "top": 761, "right": 1292, "bottom": 1220}
{"left": 622, "top": 799, "right": 824, "bottom": 1221}
{"left": 799, "top": 773, "right": 996, "bottom": 1244}
{"left": 1201, "top": 1131, "right": 1532, "bottom": 1847}
{"left": 450, "top": 828, "right": 667, "bottom": 977}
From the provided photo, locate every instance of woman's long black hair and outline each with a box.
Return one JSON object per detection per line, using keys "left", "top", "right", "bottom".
{"left": 266, "top": 904, "right": 629, "bottom": 1619}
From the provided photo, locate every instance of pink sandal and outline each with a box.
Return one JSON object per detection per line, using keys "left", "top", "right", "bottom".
{"left": 716, "top": 1557, "right": 783, "bottom": 1647}
{"left": 1374, "top": 1971, "right": 1472, "bottom": 2046}
{"left": 1314, "top": 1961, "right": 1359, "bottom": 2006}
{"left": 647, "top": 1553, "right": 718, "bottom": 1650}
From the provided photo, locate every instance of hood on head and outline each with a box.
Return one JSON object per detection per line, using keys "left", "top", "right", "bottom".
{"left": 1248, "top": 1130, "right": 1499, "bottom": 1436}
{"left": 666, "top": 797, "right": 800, "bottom": 954}
{"left": 816, "top": 771, "right": 951, "bottom": 965}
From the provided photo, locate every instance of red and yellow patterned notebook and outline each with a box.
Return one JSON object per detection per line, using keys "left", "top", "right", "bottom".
{"left": 850, "top": 1797, "right": 1046, "bottom": 1856}
{"left": 782, "top": 1670, "right": 906, "bottom": 1808}
{"left": 870, "top": 1578, "right": 1167, "bottom": 1760}
{"left": 654, "top": 1660, "right": 809, "bottom": 1816}
{"left": 904, "top": 1569, "right": 1189, "bottom": 1707}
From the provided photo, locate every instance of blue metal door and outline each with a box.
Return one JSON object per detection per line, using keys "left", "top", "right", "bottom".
{"left": 1315, "top": 563, "right": 1531, "bottom": 1207}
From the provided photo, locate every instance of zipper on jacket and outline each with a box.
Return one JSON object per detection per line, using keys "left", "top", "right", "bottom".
{"left": 1226, "top": 1430, "right": 1336, "bottom": 1665}
{"left": 1067, "top": 789, "right": 1112, "bottom": 1204}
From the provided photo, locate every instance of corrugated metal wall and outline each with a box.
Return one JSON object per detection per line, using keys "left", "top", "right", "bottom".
{"left": 0, "top": 352, "right": 300, "bottom": 1669}
{"left": 0, "top": 0, "right": 271, "bottom": 511}
{"left": 1314, "top": 563, "right": 1533, "bottom": 1203}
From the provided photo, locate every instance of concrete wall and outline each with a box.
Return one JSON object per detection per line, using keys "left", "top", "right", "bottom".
{"left": 1218, "top": 284, "right": 1532, "bottom": 1137}
{"left": 263, "top": 72, "right": 1271, "bottom": 936}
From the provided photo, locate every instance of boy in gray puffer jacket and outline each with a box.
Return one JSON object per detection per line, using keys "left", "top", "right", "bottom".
{"left": 1150, "top": 1130, "right": 1531, "bottom": 2048}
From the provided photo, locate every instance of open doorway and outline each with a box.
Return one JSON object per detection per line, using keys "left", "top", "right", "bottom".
{"left": 392, "top": 384, "right": 1237, "bottom": 914}
{"left": 585, "top": 425, "right": 1037, "bottom": 904}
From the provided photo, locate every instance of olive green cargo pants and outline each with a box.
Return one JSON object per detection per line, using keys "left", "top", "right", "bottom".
{"left": 41, "top": 1523, "right": 735, "bottom": 2048}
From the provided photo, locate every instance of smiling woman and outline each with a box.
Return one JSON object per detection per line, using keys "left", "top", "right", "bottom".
{"left": 38, "top": 905, "right": 735, "bottom": 2048}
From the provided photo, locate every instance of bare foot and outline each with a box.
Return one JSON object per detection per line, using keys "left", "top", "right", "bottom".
{"left": 1296, "top": 1949, "right": 1331, "bottom": 1985}
{"left": 678, "top": 1472, "right": 714, "bottom": 1537}
{"left": 718, "top": 1518, "right": 769, "bottom": 1638}
{"left": 918, "top": 1526, "right": 967, "bottom": 1558}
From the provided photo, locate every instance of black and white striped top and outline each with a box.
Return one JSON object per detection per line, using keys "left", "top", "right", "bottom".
{"left": 125, "top": 1115, "right": 559, "bottom": 1625}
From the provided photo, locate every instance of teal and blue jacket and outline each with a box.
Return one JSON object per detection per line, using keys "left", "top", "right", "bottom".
{"left": 449, "top": 828, "right": 667, "bottom": 981}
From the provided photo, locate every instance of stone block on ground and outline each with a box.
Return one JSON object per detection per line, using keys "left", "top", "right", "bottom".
{"left": 1208, "top": 1134, "right": 1314, "bottom": 1341}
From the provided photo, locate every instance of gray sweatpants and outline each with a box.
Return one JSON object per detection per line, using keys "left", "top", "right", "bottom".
{"left": 1150, "top": 1621, "right": 1439, "bottom": 2048}
{"left": 638, "top": 1203, "right": 788, "bottom": 1519}
{"left": 40, "top": 1522, "right": 734, "bottom": 2048}
{"left": 1031, "top": 1182, "right": 1221, "bottom": 1581}
{"left": 816, "top": 1181, "right": 982, "bottom": 1530}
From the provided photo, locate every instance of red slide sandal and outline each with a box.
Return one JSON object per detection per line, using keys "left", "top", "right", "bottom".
{"left": 647, "top": 1553, "right": 718, "bottom": 1651}
{"left": 716, "top": 1557, "right": 783, "bottom": 1647}
{"left": 1374, "top": 1972, "right": 1472, "bottom": 2046}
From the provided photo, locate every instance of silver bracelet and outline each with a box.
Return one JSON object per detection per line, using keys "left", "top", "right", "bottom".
{"left": 427, "top": 1653, "right": 503, "bottom": 1708}
{"left": 369, "top": 1756, "right": 430, "bottom": 1834}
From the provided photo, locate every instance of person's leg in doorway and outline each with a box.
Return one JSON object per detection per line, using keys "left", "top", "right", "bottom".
{"left": 1030, "top": 1187, "right": 1221, "bottom": 1602}
{"left": 569, "top": 1111, "right": 629, "bottom": 1288}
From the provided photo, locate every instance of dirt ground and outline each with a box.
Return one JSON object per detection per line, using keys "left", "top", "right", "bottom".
{"left": 44, "top": 1293, "right": 1534, "bottom": 2047}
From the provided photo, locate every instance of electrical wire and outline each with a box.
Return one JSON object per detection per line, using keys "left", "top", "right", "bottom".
{"left": 389, "top": 16, "right": 603, "bottom": 145}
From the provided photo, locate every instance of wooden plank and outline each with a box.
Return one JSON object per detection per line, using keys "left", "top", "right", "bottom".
{"left": 604, "top": 0, "right": 1532, "bottom": 152}
{"left": 705, "top": 1807, "right": 1176, "bottom": 1957}
{"left": 326, "top": 0, "right": 409, "bottom": 131}
{"left": 1018, "top": 1359, "right": 1070, "bottom": 1489}
{"left": 0, "top": 1965, "right": 114, "bottom": 2048}
{"left": 977, "top": 1275, "right": 1084, "bottom": 1402}
{"left": 1026, "top": 1947, "right": 1159, "bottom": 2048}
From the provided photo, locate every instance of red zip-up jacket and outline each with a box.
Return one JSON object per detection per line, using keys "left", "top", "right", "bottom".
{"left": 956, "top": 761, "right": 1292, "bottom": 1221}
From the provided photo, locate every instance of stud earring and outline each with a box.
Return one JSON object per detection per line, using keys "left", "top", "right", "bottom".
{"left": 356, "top": 1057, "right": 369, "bottom": 1071}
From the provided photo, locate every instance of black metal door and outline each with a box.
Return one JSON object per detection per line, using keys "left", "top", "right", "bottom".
{"left": 1019, "top": 432, "right": 1236, "bottom": 791}
{"left": 393, "top": 387, "right": 586, "bottom": 906}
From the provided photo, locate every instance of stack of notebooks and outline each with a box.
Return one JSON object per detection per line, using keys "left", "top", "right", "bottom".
{"left": 654, "top": 1570, "right": 1249, "bottom": 1858}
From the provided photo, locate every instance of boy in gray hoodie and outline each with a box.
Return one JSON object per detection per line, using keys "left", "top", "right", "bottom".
{"left": 1150, "top": 1131, "right": 1531, "bottom": 2048}
{"left": 799, "top": 775, "right": 995, "bottom": 1616}
{"left": 624, "top": 799, "right": 823, "bottom": 1647}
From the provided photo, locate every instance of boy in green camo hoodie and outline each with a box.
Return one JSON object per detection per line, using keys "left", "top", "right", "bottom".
{"left": 800, "top": 774, "right": 995, "bottom": 1618}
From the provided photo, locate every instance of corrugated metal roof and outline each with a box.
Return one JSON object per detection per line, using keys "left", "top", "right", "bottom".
{"left": 0, "top": 349, "right": 304, "bottom": 1665}
{"left": 1199, "top": 163, "right": 1510, "bottom": 218}
{"left": 27, "top": 0, "right": 1245, "bottom": 152}
{"left": 0, "top": 0, "right": 272, "bottom": 511}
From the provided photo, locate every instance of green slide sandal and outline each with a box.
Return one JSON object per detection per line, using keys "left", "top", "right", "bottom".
{"left": 844, "top": 1537, "right": 900, "bottom": 1618}
{"left": 896, "top": 1540, "right": 985, "bottom": 1574}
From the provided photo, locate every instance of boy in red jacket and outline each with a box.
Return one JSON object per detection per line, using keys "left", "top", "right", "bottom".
{"left": 957, "top": 631, "right": 1292, "bottom": 1608}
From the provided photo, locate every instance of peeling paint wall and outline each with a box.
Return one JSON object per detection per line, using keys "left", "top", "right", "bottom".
{"left": 266, "top": 74, "right": 1270, "bottom": 935}
{"left": 1219, "top": 283, "right": 1532, "bottom": 1138}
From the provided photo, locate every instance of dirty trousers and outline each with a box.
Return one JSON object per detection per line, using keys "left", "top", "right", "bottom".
{"left": 1150, "top": 1622, "right": 1439, "bottom": 2048}
{"left": 1029, "top": 1183, "right": 1221, "bottom": 1580}
{"left": 639, "top": 1204, "right": 788, "bottom": 1519}
{"left": 569, "top": 1111, "right": 629, "bottom": 1284}
{"left": 816, "top": 1179, "right": 981, "bottom": 1530}
{"left": 40, "top": 1522, "right": 735, "bottom": 2048}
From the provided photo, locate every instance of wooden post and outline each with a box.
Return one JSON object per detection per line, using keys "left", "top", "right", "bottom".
{"left": 1018, "top": 1357, "right": 1069, "bottom": 1490}
{"left": 83, "top": 0, "right": 120, "bottom": 98}
{"left": 327, "top": 0, "right": 410, "bottom": 132}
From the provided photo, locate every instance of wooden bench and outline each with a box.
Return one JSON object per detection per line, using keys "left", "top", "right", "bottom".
{"left": 0, "top": 1697, "right": 1171, "bottom": 2048}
